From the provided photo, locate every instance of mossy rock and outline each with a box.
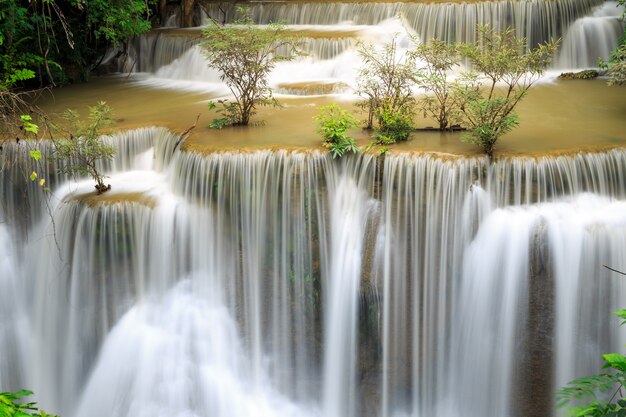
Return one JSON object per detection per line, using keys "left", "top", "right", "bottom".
{"left": 558, "top": 70, "right": 600, "bottom": 80}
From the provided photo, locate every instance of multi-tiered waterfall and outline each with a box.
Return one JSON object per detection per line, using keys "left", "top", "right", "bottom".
{"left": 1, "top": 1, "right": 626, "bottom": 417}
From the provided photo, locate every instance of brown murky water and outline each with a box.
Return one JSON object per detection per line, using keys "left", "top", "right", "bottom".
{"left": 33, "top": 75, "right": 626, "bottom": 157}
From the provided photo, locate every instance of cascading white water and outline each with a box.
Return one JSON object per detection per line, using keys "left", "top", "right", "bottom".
{"left": 322, "top": 165, "right": 378, "bottom": 417}
{"left": 449, "top": 194, "right": 626, "bottom": 417}
{"left": 3, "top": 1, "right": 626, "bottom": 415}
{"left": 0, "top": 223, "right": 26, "bottom": 391}
{"left": 137, "top": 0, "right": 619, "bottom": 95}
{"left": 557, "top": 1, "right": 625, "bottom": 69}
{"left": 204, "top": 0, "right": 601, "bottom": 45}
{"left": 4, "top": 123, "right": 626, "bottom": 417}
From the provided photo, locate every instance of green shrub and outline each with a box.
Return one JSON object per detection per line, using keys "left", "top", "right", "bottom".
{"left": 374, "top": 104, "right": 414, "bottom": 144}
{"left": 558, "top": 309, "right": 626, "bottom": 416}
{"left": 0, "top": 390, "right": 58, "bottom": 417}
{"left": 315, "top": 104, "right": 359, "bottom": 159}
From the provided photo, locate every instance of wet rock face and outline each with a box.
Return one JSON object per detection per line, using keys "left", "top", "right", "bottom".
{"left": 514, "top": 225, "right": 555, "bottom": 417}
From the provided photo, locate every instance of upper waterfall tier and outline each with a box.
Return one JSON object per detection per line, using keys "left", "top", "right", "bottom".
{"left": 557, "top": 1, "right": 626, "bottom": 68}
{"left": 202, "top": 0, "right": 604, "bottom": 46}
{"left": 136, "top": 28, "right": 360, "bottom": 73}
{"left": 131, "top": 0, "right": 621, "bottom": 87}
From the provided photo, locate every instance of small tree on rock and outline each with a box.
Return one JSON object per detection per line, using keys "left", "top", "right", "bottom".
{"left": 201, "top": 10, "right": 299, "bottom": 127}
{"left": 456, "top": 26, "right": 559, "bottom": 160}
{"left": 55, "top": 101, "right": 116, "bottom": 194}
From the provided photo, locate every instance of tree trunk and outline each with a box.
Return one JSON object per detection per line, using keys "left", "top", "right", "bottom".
{"left": 159, "top": 0, "right": 168, "bottom": 25}
{"left": 181, "top": 0, "right": 196, "bottom": 28}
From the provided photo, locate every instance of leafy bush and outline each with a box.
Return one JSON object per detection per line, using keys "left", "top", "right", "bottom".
{"left": 558, "top": 310, "right": 626, "bottom": 417}
{"left": 0, "top": 390, "right": 58, "bottom": 417}
{"left": 374, "top": 104, "right": 414, "bottom": 144}
{"left": 206, "top": 99, "right": 241, "bottom": 128}
{"left": 315, "top": 104, "right": 359, "bottom": 159}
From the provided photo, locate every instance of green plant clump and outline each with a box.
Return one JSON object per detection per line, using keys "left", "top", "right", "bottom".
{"left": 0, "top": 390, "right": 58, "bottom": 417}
{"left": 315, "top": 104, "right": 359, "bottom": 159}
{"left": 374, "top": 104, "right": 414, "bottom": 145}
{"left": 558, "top": 309, "right": 626, "bottom": 417}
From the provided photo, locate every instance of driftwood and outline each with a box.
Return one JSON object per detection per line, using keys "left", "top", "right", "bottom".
{"left": 172, "top": 113, "right": 200, "bottom": 154}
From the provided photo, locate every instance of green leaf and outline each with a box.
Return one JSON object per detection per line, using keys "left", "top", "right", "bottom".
{"left": 30, "top": 171, "right": 38, "bottom": 181}
{"left": 20, "top": 115, "right": 39, "bottom": 135}
{"left": 603, "top": 353, "right": 626, "bottom": 372}
{"left": 614, "top": 310, "right": 626, "bottom": 325}
{"left": 29, "top": 150, "right": 42, "bottom": 161}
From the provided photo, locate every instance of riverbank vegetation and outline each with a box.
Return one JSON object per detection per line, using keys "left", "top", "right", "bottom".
{"left": 0, "top": 0, "right": 154, "bottom": 89}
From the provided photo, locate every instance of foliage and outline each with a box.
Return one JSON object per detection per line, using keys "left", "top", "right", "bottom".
{"left": 455, "top": 26, "right": 559, "bottom": 159}
{"left": 0, "top": 0, "right": 154, "bottom": 89}
{"left": 356, "top": 37, "right": 416, "bottom": 135}
{"left": 0, "top": 390, "right": 58, "bottom": 417}
{"left": 0, "top": 2, "right": 45, "bottom": 89}
{"left": 373, "top": 103, "right": 414, "bottom": 144}
{"left": 80, "top": 0, "right": 154, "bottom": 48}
{"left": 558, "top": 310, "right": 626, "bottom": 417}
{"left": 411, "top": 39, "right": 463, "bottom": 130}
{"left": 54, "top": 101, "right": 116, "bottom": 194}
{"left": 206, "top": 99, "right": 243, "bottom": 128}
{"left": 201, "top": 9, "right": 299, "bottom": 126}
{"left": 315, "top": 104, "right": 359, "bottom": 159}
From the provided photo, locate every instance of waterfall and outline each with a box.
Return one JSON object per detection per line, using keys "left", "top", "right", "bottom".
{"left": 138, "top": 32, "right": 202, "bottom": 73}
{"left": 0, "top": 223, "right": 26, "bottom": 391}
{"left": 450, "top": 194, "right": 626, "bottom": 417}
{"left": 322, "top": 163, "right": 378, "bottom": 417}
{"left": 557, "top": 1, "right": 625, "bottom": 69}
{"left": 203, "top": 0, "right": 603, "bottom": 47}
{"left": 137, "top": 0, "right": 617, "bottom": 93}
{"left": 3, "top": 128, "right": 626, "bottom": 417}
